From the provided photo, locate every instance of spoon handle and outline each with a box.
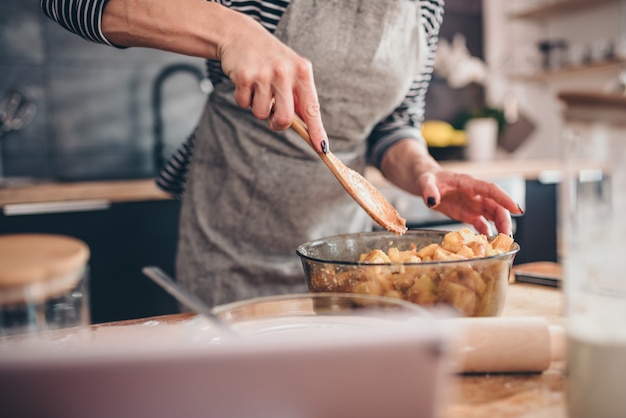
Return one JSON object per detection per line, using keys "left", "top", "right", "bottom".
{"left": 142, "top": 266, "right": 236, "bottom": 336}
{"left": 290, "top": 116, "right": 342, "bottom": 180}
{"left": 290, "top": 115, "right": 314, "bottom": 148}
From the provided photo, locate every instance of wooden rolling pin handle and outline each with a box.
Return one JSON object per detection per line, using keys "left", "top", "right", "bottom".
{"left": 549, "top": 324, "right": 565, "bottom": 362}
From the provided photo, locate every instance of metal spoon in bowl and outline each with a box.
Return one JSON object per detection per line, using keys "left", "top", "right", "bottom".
{"left": 142, "top": 266, "right": 237, "bottom": 336}
{"left": 291, "top": 116, "right": 407, "bottom": 235}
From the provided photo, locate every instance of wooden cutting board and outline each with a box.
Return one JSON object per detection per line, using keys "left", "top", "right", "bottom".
{"left": 512, "top": 262, "right": 562, "bottom": 287}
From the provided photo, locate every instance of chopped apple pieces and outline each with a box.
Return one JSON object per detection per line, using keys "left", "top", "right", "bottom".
{"left": 308, "top": 228, "right": 516, "bottom": 317}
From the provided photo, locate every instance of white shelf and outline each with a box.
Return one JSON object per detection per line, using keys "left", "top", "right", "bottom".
{"left": 510, "top": 59, "right": 624, "bottom": 82}
{"left": 509, "top": 0, "right": 618, "bottom": 20}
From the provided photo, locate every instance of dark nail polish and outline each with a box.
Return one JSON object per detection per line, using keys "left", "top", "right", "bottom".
{"left": 517, "top": 204, "right": 525, "bottom": 215}
{"left": 321, "top": 140, "right": 328, "bottom": 154}
{"left": 427, "top": 197, "right": 436, "bottom": 208}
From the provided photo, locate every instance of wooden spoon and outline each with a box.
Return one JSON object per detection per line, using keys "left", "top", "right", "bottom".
{"left": 291, "top": 116, "right": 407, "bottom": 235}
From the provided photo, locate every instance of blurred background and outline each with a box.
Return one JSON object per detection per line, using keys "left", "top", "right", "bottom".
{"left": 0, "top": 0, "right": 491, "bottom": 183}
{"left": 3, "top": 0, "right": 622, "bottom": 183}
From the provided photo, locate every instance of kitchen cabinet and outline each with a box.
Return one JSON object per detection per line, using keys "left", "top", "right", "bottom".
{"left": 511, "top": 179, "right": 558, "bottom": 265}
{"left": 0, "top": 198, "right": 181, "bottom": 324}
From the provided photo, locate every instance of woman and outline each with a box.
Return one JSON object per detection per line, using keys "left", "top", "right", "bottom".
{"left": 41, "top": 0, "right": 523, "bottom": 306}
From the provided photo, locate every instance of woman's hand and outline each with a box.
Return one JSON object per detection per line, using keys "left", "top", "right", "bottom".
{"left": 380, "top": 139, "right": 523, "bottom": 236}
{"left": 413, "top": 170, "right": 522, "bottom": 235}
{"left": 101, "top": 0, "right": 327, "bottom": 153}
{"left": 218, "top": 13, "right": 328, "bottom": 153}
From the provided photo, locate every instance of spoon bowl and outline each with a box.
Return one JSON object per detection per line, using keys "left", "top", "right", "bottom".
{"left": 291, "top": 116, "right": 407, "bottom": 235}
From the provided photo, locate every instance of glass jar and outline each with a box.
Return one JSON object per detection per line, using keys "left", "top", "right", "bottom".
{"left": 558, "top": 92, "right": 626, "bottom": 418}
{"left": 0, "top": 234, "right": 90, "bottom": 340}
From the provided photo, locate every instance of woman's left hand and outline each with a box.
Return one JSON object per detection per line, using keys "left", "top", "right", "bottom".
{"left": 414, "top": 169, "right": 522, "bottom": 236}
{"left": 380, "top": 139, "right": 523, "bottom": 236}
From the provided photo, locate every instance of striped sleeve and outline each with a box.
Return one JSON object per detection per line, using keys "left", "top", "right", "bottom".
{"left": 40, "top": 0, "right": 114, "bottom": 46}
{"left": 366, "top": 0, "right": 444, "bottom": 169}
{"left": 219, "top": 0, "right": 290, "bottom": 32}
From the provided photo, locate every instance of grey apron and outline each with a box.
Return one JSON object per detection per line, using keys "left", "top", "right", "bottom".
{"left": 177, "top": 0, "right": 427, "bottom": 306}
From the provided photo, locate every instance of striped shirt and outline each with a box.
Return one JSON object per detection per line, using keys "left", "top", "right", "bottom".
{"left": 40, "top": 0, "right": 444, "bottom": 197}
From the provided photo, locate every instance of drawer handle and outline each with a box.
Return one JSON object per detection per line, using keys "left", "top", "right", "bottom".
{"left": 3, "top": 199, "right": 111, "bottom": 216}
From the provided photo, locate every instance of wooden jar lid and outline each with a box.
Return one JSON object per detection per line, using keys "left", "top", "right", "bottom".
{"left": 0, "top": 234, "right": 90, "bottom": 304}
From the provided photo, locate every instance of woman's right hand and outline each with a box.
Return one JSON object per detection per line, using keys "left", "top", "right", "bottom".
{"left": 218, "top": 14, "right": 328, "bottom": 153}
{"left": 102, "top": 0, "right": 328, "bottom": 153}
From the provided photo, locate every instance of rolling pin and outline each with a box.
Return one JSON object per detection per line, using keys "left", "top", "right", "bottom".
{"left": 445, "top": 317, "right": 565, "bottom": 374}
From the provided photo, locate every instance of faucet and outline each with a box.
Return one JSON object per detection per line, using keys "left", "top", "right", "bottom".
{"left": 151, "top": 63, "right": 210, "bottom": 173}
{"left": 0, "top": 89, "right": 37, "bottom": 183}
{"left": 0, "top": 90, "right": 36, "bottom": 138}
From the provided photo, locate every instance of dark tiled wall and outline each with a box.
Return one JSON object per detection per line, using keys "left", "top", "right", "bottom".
{"left": 0, "top": 1, "right": 208, "bottom": 182}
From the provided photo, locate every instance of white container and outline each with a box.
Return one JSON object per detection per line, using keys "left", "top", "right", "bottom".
{"left": 464, "top": 117, "right": 498, "bottom": 162}
{"left": 0, "top": 234, "right": 90, "bottom": 339}
{"left": 558, "top": 92, "right": 626, "bottom": 418}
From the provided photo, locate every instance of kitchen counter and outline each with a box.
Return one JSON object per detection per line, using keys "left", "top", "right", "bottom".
{"left": 438, "top": 158, "right": 561, "bottom": 182}
{"left": 365, "top": 158, "right": 561, "bottom": 188}
{"left": 99, "top": 280, "right": 566, "bottom": 418}
{"left": 0, "top": 178, "right": 171, "bottom": 206}
{"left": 0, "top": 159, "right": 561, "bottom": 207}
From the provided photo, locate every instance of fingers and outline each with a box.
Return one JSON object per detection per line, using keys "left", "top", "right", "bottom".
{"left": 451, "top": 175, "right": 522, "bottom": 215}
{"left": 298, "top": 102, "right": 327, "bottom": 153}
{"left": 447, "top": 200, "right": 509, "bottom": 236}
{"left": 230, "top": 53, "right": 328, "bottom": 153}
{"left": 423, "top": 171, "right": 516, "bottom": 235}
{"left": 265, "top": 60, "right": 293, "bottom": 130}
{"left": 492, "top": 206, "right": 513, "bottom": 236}
{"left": 233, "top": 81, "right": 253, "bottom": 109}
{"left": 471, "top": 217, "right": 492, "bottom": 236}
{"left": 292, "top": 60, "right": 327, "bottom": 153}
{"left": 418, "top": 172, "right": 441, "bottom": 208}
{"left": 233, "top": 65, "right": 291, "bottom": 127}
{"left": 269, "top": 80, "right": 294, "bottom": 131}
{"left": 479, "top": 197, "right": 513, "bottom": 236}
{"left": 250, "top": 85, "right": 273, "bottom": 120}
